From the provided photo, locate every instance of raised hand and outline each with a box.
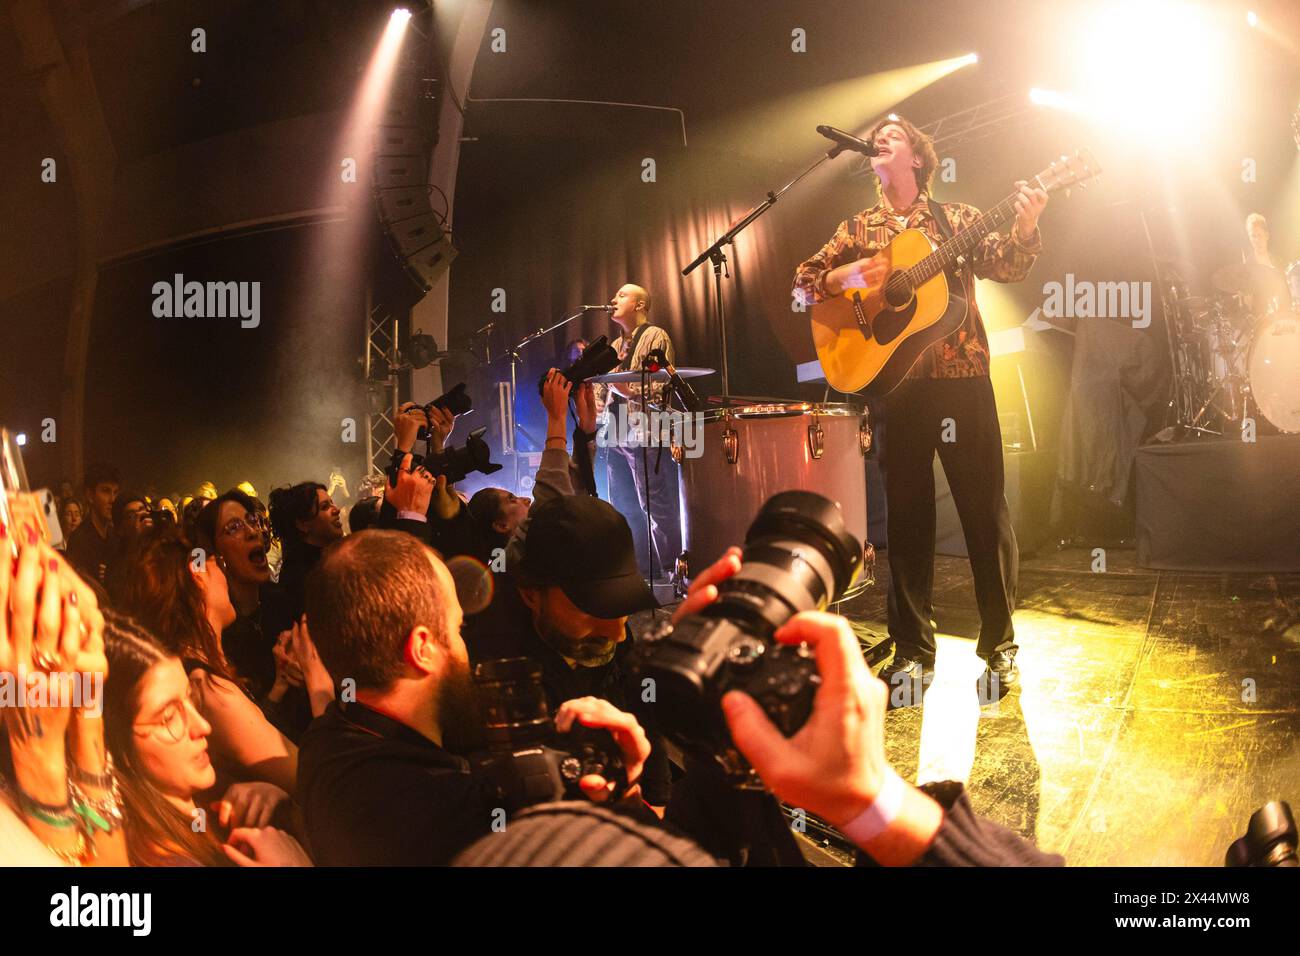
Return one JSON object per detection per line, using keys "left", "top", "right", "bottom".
{"left": 386, "top": 453, "right": 435, "bottom": 516}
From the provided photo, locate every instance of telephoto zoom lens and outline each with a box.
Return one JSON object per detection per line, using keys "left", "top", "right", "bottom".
{"left": 630, "top": 490, "right": 864, "bottom": 782}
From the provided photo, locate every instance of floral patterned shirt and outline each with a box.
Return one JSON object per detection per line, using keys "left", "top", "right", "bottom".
{"left": 792, "top": 192, "right": 1042, "bottom": 379}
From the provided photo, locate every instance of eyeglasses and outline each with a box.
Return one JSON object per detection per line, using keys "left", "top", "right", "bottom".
{"left": 220, "top": 513, "right": 267, "bottom": 538}
{"left": 133, "top": 694, "right": 201, "bottom": 744}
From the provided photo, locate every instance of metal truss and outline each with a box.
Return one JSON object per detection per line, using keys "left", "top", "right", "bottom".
{"left": 364, "top": 289, "right": 401, "bottom": 483}
{"left": 850, "top": 92, "right": 1036, "bottom": 176}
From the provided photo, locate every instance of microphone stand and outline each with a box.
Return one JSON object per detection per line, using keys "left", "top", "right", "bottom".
{"left": 682, "top": 144, "right": 850, "bottom": 398}
{"left": 503, "top": 307, "right": 590, "bottom": 493}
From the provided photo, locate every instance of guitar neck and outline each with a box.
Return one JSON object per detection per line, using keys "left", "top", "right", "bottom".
{"left": 908, "top": 174, "right": 1047, "bottom": 285}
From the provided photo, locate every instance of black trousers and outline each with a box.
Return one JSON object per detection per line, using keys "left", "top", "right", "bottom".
{"left": 882, "top": 375, "right": 1018, "bottom": 661}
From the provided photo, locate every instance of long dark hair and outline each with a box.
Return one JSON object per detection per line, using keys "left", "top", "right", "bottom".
{"left": 102, "top": 611, "right": 232, "bottom": 867}
{"left": 108, "top": 525, "right": 239, "bottom": 685}
{"left": 269, "top": 481, "right": 326, "bottom": 562}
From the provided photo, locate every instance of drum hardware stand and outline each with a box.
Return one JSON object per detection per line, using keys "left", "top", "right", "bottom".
{"left": 683, "top": 143, "right": 851, "bottom": 398}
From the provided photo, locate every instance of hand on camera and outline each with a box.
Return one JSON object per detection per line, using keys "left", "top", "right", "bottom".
{"left": 427, "top": 404, "right": 455, "bottom": 450}
{"left": 555, "top": 696, "right": 650, "bottom": 804}
{"left": 720, "top": 611, "right": 943, "bottom": 863}
{"left": 386, "top": 453, "right": 435, "bottom": 515}
{"left": 395, "top": 403, "right": 427, "bottom": 453}
{"left": 542, "top": 369, "right": 573, "bottom": 429}
{"left": 671, "top": 546, "right": 742, "bottom": 624}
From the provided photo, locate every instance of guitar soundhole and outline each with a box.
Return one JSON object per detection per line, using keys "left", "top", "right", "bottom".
{"left": 884, "top": 272, "right": 913, "bottom": 309}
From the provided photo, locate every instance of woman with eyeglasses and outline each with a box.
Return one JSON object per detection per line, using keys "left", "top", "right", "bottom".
{"left": 109, "top": 526, "right": 299, "bottom": 796}
{"left": 101, "top": 611, "right": 310, "bottom": 866}
{"left": 195, "top": 491, "right": 333, "bottom": 741}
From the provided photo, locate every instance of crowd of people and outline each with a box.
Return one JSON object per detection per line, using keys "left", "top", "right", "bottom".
{"left": 0, "top": 372, "right": 1061, "bottom": 867}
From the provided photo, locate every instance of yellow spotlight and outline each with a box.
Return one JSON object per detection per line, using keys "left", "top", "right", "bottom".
{"left": 391, "top": 7, "right": 412, "bottom": 24}
{"left": 697, "top": 53, "right": 980, "bottom": 159}
{"left": 1034, "top": 1, "right": 1233, "bottom": 143}
{"left": 1246, "top": 10, "right": 1258, "bottom": 27}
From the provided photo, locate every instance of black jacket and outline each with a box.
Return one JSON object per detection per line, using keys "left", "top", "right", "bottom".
{"left": 297, "top": 700, "right": 495, "bottom": 866}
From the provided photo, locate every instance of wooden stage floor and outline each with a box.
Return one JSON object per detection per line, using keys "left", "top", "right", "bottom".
{"left": 827, "top": 546, "right": 1300, "bottom": 866}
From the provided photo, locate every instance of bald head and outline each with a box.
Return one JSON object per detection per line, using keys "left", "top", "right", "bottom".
{"left": 305, "top": 530, "right": 459, "bottom": 691}
{"left": 611, "top": 283, "right": 652, "bottom": 331}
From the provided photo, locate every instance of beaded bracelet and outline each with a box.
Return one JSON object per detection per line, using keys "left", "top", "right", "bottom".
{"left": 16, "top": 790, "right": 78, "bottom": 829}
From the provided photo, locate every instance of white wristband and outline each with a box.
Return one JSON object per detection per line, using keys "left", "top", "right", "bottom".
{"left": 839, "top": 770, "right": 906, "bottom": 847}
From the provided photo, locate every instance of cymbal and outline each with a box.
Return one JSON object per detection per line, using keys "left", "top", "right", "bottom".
{"left": 588, "top": 367, "right": 714, "bottom": 384}
{"left": 1212, "top": 261, "right": 1287, "bottom": 297}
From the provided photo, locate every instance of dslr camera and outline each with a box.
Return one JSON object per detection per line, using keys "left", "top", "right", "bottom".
{"left": 536, "top": 335, "right": 619, "bottom": 396}
{"left": 414, "top": 382, "right": 473, "bottom": 443}
{"left": 628, "top": 490, "right": 863, "bottom": 784}
{"left": 388, "top": 426, "right": 502, "bottom": 485}
{"left": 468, "top": 657, "right": 628, "bottom": 812}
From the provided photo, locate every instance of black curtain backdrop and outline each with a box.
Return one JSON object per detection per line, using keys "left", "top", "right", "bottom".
{"left": 85, "top": 224, "right": 368, "bottom": 501}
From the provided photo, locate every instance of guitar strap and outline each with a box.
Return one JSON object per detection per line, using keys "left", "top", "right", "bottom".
{"left": 618, "top": 322, "right": 653, "bottom": 371}
{"left": 927, "top": 197, "right": 954, "bottom": 242}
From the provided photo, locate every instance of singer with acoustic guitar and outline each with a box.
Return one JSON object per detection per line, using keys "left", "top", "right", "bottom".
{"left": 793, "top": 115, "right": 1049, "bottom": 704}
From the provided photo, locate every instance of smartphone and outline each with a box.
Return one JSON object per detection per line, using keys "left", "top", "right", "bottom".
{"left": 0, "top": 429, "right": 59, "bottom": 556}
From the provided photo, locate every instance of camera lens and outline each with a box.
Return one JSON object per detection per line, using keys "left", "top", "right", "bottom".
{"left": 472, "top": 657, "right": 553, "bottom": 751}
{"left": 704, "top": 490, "right": 863, "bottom": 636}
{"left": 629, "top": 490, "right": 864, "bottom": 779}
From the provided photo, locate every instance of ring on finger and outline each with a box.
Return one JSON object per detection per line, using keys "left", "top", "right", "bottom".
{"left": 33, "top": 647, "right": 65, "bottom": 671}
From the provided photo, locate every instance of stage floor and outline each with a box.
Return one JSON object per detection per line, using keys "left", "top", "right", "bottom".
{"left": 824, "top": 546, "right": 1300, "bottom": 866}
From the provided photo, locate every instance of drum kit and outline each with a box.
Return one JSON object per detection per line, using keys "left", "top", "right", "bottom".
{"left": 587, "top": 365, "right": 875, "bottom": 600}
{"left": 1166, "top": 258, "right": 1300, "bottom": 436}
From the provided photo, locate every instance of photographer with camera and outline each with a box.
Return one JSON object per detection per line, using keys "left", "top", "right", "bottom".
{"left": 640, "top": 492, "right": 1062, "bottom": 867}
{"left": 456, "top": 493, "right": 1063, "bottom": 868}
{"left": 295, "top": 529, "right": 653, "bottom": 865}
{"left": 459, "top": 370, "right": 675, "bottom": 807}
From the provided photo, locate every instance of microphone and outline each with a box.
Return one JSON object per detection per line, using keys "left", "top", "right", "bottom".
{"left": 816, "top": 125, "right": 880, "bottom": 158}
{"left": 582, "top": 304, "right": 616, "bottom": 312}
{"left": 645, "top": 348, "right": 702, "bottom": 413}
{"left": 474, "top": 321, "right": 495, "bottom": 335}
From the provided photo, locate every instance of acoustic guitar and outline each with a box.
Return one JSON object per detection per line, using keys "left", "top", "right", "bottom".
{"left": 809, "top": 149, "right": 1101, "bottom": 396}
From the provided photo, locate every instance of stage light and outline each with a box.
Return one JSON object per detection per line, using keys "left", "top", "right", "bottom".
{"left": 15, "top": 433, "right": 26, "bottom": 447}
{"left": 960, "top": 52, "right": 978, "bottom": 66}
{"left": 1035, "top": 1, "right": 1232, "bottom": 142}
{"left": 1246, "top": 10, "right": 1258, "bottom": 27}
{"left": 391, "top": 7, "right": 412, "bottom": 24}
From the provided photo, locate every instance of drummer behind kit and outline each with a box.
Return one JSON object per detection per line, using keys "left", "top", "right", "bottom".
{"left": 1164, "top": 245, "right": 1300, "bottom": 436}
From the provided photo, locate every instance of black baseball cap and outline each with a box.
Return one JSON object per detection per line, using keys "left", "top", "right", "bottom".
{"left": 516, "top": 495, "right": 657, "bottom": 618}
